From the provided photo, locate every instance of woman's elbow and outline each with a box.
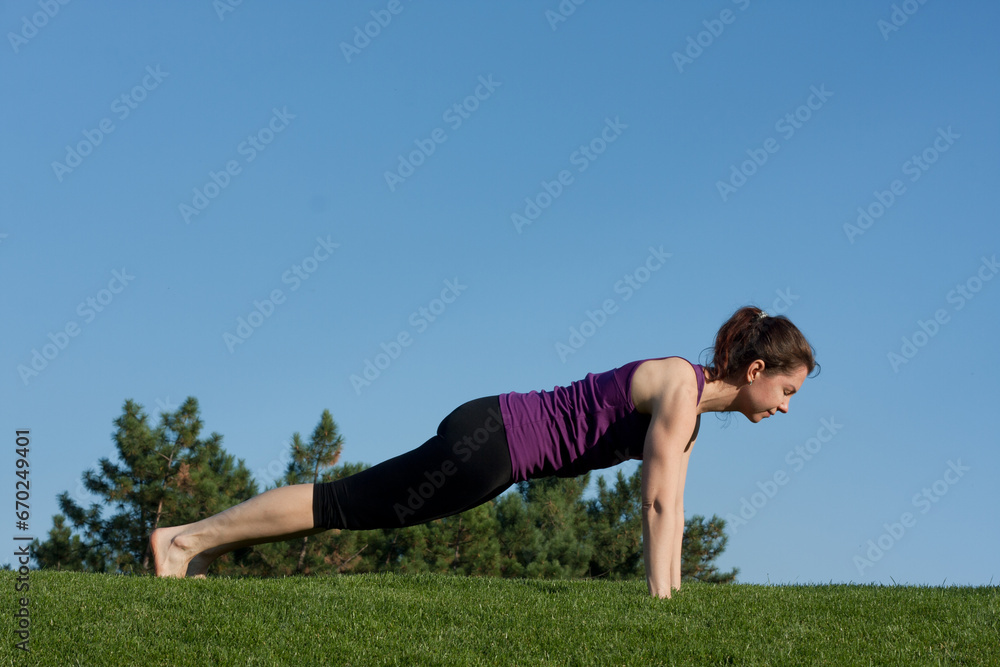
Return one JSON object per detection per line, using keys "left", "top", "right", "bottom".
{"left": 641, "top": 496, "right": 671, "bottom": 515}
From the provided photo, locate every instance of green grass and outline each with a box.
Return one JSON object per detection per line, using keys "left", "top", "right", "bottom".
{"left": 2, "top": 571, "right": 997, "bottom": 666}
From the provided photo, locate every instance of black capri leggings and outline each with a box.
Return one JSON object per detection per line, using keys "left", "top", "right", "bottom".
{"left": 312, "top": 395, "right": 515, "bottom": 530}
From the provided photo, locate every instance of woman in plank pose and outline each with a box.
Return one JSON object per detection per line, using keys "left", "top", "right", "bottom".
{"left": 152, "top": 305, "right": 818, "bottom": 598}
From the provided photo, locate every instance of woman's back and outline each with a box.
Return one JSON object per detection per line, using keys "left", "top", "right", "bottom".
{"left": 499, "top": 356, "right": 704, "bottom": 481}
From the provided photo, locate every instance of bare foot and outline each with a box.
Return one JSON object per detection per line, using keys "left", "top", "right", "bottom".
{"left": 150, "top": 526, "right": 200, "bottom": 578}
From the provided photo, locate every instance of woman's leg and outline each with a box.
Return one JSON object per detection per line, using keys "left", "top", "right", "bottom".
{"left": 152, "top": 396, "right": 513, "bottom": 577}
{"left": 150, "top": 484, "right": 322, "bottom": 578}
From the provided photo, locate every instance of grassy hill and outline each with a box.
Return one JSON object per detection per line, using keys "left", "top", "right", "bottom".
{"left": 2, "top": 571, "right": 997, "bottom": 665}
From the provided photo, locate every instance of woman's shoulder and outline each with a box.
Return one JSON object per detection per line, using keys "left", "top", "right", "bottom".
{"left": 628, "top": 356, "right": 701, "bottom": 415}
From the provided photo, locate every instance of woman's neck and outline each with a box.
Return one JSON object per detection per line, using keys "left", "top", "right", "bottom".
{"left": 697, "top": 376, "right": 742, "bottom": 415}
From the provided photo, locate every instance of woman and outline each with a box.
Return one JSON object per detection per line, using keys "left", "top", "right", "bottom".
{"left": 151, "top": 305, "right": 818, "bottom": 598}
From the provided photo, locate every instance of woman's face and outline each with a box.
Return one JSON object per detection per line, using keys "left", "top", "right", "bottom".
{"left": 740, "top": 362, "right": 808, "bottom": 423}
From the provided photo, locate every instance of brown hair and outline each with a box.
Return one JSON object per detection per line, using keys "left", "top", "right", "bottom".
{"left": 702, "top": 306, "right": 819, "bottom": 383}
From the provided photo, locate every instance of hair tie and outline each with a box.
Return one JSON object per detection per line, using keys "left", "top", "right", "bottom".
{"left": 757, "top": 310, "right": 768, "bottom": 320}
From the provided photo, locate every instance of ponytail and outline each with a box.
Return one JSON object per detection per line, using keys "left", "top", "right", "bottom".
{"left": 703, "top": 306, "right": 819, "bottom": 382}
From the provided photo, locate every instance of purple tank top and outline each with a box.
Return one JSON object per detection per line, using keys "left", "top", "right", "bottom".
{"left": 498, "top": 356, "right": 705, "bottom": 482}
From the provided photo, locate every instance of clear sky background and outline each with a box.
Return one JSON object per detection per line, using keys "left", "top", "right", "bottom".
{"left": 2, "top": 1, "right": 997, "bottom": 586}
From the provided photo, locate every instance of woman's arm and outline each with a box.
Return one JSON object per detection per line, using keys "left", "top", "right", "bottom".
{"left": 670, "top": 417, "right": 697, "bottom": 590}
{"left": 641, "top": 399, "right": 697, "bottom": 599}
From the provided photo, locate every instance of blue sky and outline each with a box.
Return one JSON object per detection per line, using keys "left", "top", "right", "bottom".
{"left": 2, "top": 1, "right": 997, "bottom": 586}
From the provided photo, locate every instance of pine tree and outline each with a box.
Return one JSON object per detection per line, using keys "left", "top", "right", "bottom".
{"left": 245, "top": 410, "right": 380, "bottom": 577}
{"left": 364, "top": 522, "right": 434, "bottom": 575}
{"left": 493, "top": 488, "right": 537, "bottom": 577}
{"left": 586, "top": 469, "right": 644, "bottom": 579}
{"left": 286, "top": 411, "right": 343, "bottom": 572}
{"left": 495, "top": 476, "right": 592, "bottom": 579}
{"left": 31, "top": 515, "right": 86, "bottom": 571}
{"left": 38, "top": 397, "right": 258, "bottom": 574}
{"left": 245, "top": 463, "right": 374, "bottom": 578}
{"left": 681, "top": 514, "right": 739, "bottom": 583}
{"left": 408, "top": 503, "right": 504, "bottom": 576}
